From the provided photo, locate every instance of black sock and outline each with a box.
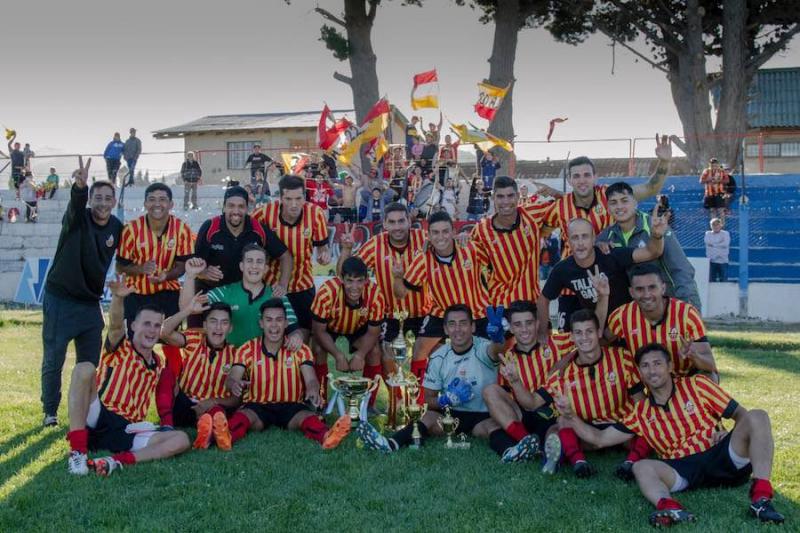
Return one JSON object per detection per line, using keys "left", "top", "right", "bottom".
{"left": 390, "top": 422, "right": 429, "bottom": 448}
{"left": 489, "top": 429, "right": 517, "bottom": 456}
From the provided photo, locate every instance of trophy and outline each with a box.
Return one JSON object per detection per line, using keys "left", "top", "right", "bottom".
{"left": 437, "top": 407, "right": 470, "bottom": 449}
{"left": 406, "top": 377, "right": 427, "bottom": 449}
{"left": 328, "top": 374, "right": 380, "bottom": 428}
{"left": 385, "top": 310, "right": 417, "bottom": 429}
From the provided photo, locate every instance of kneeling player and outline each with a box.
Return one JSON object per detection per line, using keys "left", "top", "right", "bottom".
{"left": 358, "top": 304, "right": 505, "bottom": 452}
{"left": 66, "top": 276, "right": 190, "bottom": 476}
{"left": 558, "top": 343, "right": 785, "bottom": 526}
{"left": 223, "top": 299, "right": 349, "bottom": 449}
{"left": 158, "top": 295, "right": 242, "bottom": 450}
{"left": 482, "top": 300, "right": 573, "bottom": 463}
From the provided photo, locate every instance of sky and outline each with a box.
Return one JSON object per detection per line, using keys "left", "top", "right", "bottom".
{"left": 1, "top": 0, "right": 798, "bottom": 177}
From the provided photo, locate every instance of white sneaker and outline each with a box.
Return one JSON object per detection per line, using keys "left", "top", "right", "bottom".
{"left": 90, "top": 456, "right": 121, "bottom": 477}
{"left": 68, "top": 451, "right": 89, "bottom": 476}
{"left": 43, "top": 415, "right": 58, "bottom": 427}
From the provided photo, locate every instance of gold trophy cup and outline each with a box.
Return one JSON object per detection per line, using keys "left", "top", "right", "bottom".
{"left": 328, "top": 374, "right": 380, "bottom": 428}
{"left": 437, "top": 407, "right": 460, "bottom": 449}
{"left": 406, "top": 376, "right": 427, "bottom": 449}
{"left": 385, "top": 310, "right": 417, "bottom": 429}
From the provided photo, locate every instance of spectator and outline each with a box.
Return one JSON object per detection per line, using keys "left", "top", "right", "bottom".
{"left": 700, "top": 157, "right": 729, "bottom": 223}
{"left": 405, "top": 116, "right": 421, "bottom": 159}
{"left": 441, "top": 177, "right": 460, "bottom": 219}
{"left": 253, "top": 170, "right": 269, "bottom": 204}
{"left": 306, "top": 171, "right": 335, "bottom": 212}
{"left": 180, "top": 151, "right": 203, "bottom": 210}
{"left": 410, "top": 137, "right": 424, "bottom": 162}
{"left": 245, "top": 144, "right": 274, "bottom": 183}
{"left": 23, "top": 143, "right": 35, "bottom": 167}
{"left": 705, "top": 218, "right": 730, "bottom": 282}
{"left": 480, "top": 150, "right": 501, "bottom": 196}
{"left": 46, "top": 167, "right": 59, "bottom": 199}
{"left": 421, "top": 133, "right": 438, "bottom": 176}
{"left": 369, "top": 187, "right": 384, "bottom": 222}
{"left": 20, "top": 171, "right": 38, "bottom": 223}
{"left": 420, "top": 112, "right": 443, "bottom": 144}
{"left": 539, "top": 233, "right": 560, "bottom": 281}
{"left": 466, "top": 174, "right": 487, "bottom": 221}
{"left": 7, "top": 133, "right": 24, "bottom": 197}
{"left": 103, "top": 132, "right": 125, "bottom": 182}
{"left": 333, "top": 174, "right": 360, "bottom": 223}
{"left": 122, "top": 127, "right": 142, "bottom": 186}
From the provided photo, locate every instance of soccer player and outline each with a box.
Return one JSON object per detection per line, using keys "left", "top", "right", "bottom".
{"left": 470, "top": 176, "right": 550, "bottom": 307}
{"left": 158, "top": 294, "right": 241, "bottom": 450}
{"left": 557, "top": 343, "right": 785, "bottom": 526}
{"left": 607, "top": 263, "right": 717, "bottom": 380}
{"left": 252, "top": 175, "right": 331, "bottom": 344}
{"left": 65, "top": 276, "right": 190, "bottom": 476}
{"left": 598, "top": 181, "right": 701, "bottom": 310}
{"left": 222, "top": 299, "right": 349, "bottom": 449}
{"left": 40, "top": 156, "right": 122, "bottom": 427}
{"left": 700, "top": 157, "right": 730, "bottom": 223}
{"left": 395, "top": 211, "right": 490, "bottom": 381}
{"left": 310, "top": 257, "right": 386, "bottom": 402}
{"left": 180, "top": 250, "right": 300, "bottom": 348}
{"left": 481, "top": 300, "right": 574, "bottom": 462}
{"left": 536, "top": 206, "right": 668, "bottom": 336}
{"left": 337, "top": 202, "right": 431, "bottom": 382}
{"left": 357, "top": 304, "right": 506, "bottom": 452}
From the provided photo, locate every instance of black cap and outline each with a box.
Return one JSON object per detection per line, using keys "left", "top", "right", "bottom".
{"left": 224, "top": 185, "right": 249, "bottom": 205}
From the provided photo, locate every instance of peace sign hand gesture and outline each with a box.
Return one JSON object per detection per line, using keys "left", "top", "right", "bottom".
{"left": 654, "top": 133, "right": 672, "bottom": 163}
{"left": 650, "top": 204, "right": 670, "bottom": 239}
{"left": 499, "top": 352, "right": 521, "bottom": 384}
{"left": 72, "top": 155, "right": 92, "bottom": 189}
{"left": 339, "top": 222, "right": 356, "bottom": 250}
{"left": 107, "top": 274, "right": 134, "bottom": 298}
{"left": 678, "top": 335, "right": 699, "bottom": 364}
{"left": 586, "top": 265, "right": 610, "bottom": 299}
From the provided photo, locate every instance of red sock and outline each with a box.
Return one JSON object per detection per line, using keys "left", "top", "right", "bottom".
{"left": 558, "top": 427, "right": 585, "bottom": 465}
{"left": 228, "top": 412, "right": 251, "bottom": 443}
{"left": 314, "top": 362, "right": 329, "bottom": 402}
{"left": 66, "top": 429, "right": 89, "bottom": 454}
{"left": 410, "top": 360, "right": 428, "bottom": 405}
{"left": 300, "top": 415, "right": 328, "bottom": 444}
{"left": 656, "top": 498, "right": 684, "bottom": 511}
{"left": 625, "top": 435, "right": 652, "bottom": 463}
{"left": 155, "top": 366, "right": 176, "bottom": 427}
{"left": 111, "top": 451, "right": 136, "bottom": 465}
{"left": 505, "top": 421, "right": 529, "bottom": 443}
{"left": 162, "top": 345, "right": 183, "bottom": 378}
{"left": 362, "top": 364, "right": 382, "bottom": 407}
{"left": 750, "top": 478, "right": 774, "bottom": 502}
{"left": 206, "top": 405, "right": 225, "bottom": 418}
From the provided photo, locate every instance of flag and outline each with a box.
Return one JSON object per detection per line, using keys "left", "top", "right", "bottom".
{"left": 474, "top": 82, "right": 509, "bottom": 121}
{"left": 450, "top": 123, "right": 513, "bottom": 153}
{"left": 281, "top": 152, "right": 310, "bottom": 175}
{"left": 317, "top": 106, "right": 353, "bottom": 152}
{"left": 411, "top": 69, "right": 439, "bottom": 110}
{"left": 338, "top": 98, "right": 391, "bottom": 165}
{"left": 366, "top": 135, "right": 389, "bottom": 162}
{"left": 547, "top": 117, "right": 568, "bottom": 142}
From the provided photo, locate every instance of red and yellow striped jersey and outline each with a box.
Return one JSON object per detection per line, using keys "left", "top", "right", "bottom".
{"left": 118, "top": 214, "right": 195, "bottom": 295}
{"left": 619, "top": 375, "right": 737, "bottom": 459}
{"left": 310, "top": 278, "right": 386, "bottom": 334}
{"left": 540, "top": 346, "right": 637, "bottom": 424}
{"left": 177, "top": 329, "right": 236, "bottom": 401}
{"left": 252, "top": 201, "right": 329, "bottom": 292}
{"left": 403, "top": 244, "right": 489, "bottom": 319}
{"left": 543, "top": 185, "right": 613, "bottom": 258}
{"left": 470, "top": 203, "right": 549, "bottom": 306}
{"left": 699, "top": 168, "right": 729, "bottom": 197}
{"left": 96, "top": 337, "right": 165, "bottom": 423}
{"left": 608, "top": 298, "right": 707, "bottom": 377}
{"left": 357, "top": 229, "right": 431, "bottom": 318}
{"left": 499, "top": 333, "right": 574, "bottom": 394}
{"left": 235, "top": 340, "right": 314, "bottom": 404}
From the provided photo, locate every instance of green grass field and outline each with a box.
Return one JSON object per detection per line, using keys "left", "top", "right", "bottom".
{"left": 0, "top": 310, "right": 798, "bottom": 532}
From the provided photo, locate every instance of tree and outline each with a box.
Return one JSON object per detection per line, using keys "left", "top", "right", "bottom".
{"left": 546, "top": 0, "right": 799, "bottom": 170}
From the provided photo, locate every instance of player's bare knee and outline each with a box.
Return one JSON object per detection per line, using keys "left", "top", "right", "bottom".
{"left": 632, "top": 459, "right": 652, "bottom": 479}
{"left": 747, "top": 408, "right": 771, "bottom": 429}
{"left": 170, "top": 431, "right": 191, "bottom": 454}
{"left": 481, "top": 383, "right": 502, "bottom": 403}
{"left": 73, "top": 362, "right": 96, "bottom": 383}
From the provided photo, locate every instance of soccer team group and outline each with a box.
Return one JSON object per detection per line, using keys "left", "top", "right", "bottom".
{"left": 44, "top": 139, "right": 785, "bottom": 527}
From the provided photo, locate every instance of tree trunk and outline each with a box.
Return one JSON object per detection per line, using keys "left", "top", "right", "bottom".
{"left": 344, "top": 0, "right": 380, "bottom": 126}
{"left": 485, "top": 0, "right": 521, "bottom": 174}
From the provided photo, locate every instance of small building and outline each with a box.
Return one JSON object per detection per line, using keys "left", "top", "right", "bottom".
{"left": 153, "top": 108, "right": 409, "bottom": 183}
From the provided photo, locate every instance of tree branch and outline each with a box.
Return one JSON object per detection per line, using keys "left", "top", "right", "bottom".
{"left": 745, "top": 24, "right": 800, "bottom": 76}
{"left": 592, "top": 21, "right": 670, "bottom": 75}
{"left": 367, "top": 0, "right": 379, "bottom": 22}
{"left": 333, "top": 71, "right": 353, "bottom": 86}
{"left": 315, "top": 7, "right": 346, "bottom": 28}
{"left": 604, "top": 0, "right": 682, "bottom": 56}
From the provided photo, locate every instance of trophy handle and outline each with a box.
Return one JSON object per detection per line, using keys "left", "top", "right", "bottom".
{"left": 327, "top": 373, "right": 341, "bottom": 393}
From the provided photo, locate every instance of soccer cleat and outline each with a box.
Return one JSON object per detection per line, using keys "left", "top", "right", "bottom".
{"left": 356, "top": 421, "right": 393, "bottom": 453}
{"left": 212, "top": 411, "right": 232, "bottom": 451}
{"left": 322, "top": 415, "right": 352, "bottom": 450}
{"left": 43, "top": 415, "right": 58, "bottom": 427}
{"left": 749, "top": 498, "right": 784, "bottom": 524}
{"left": 67, "top": 451, "right": 89, "bottom": 476}
{"left": 542, "top": 433, "right": 562, "bottom": 475}
{"left": 90, "top": 457, "right": 121, "bottom": 477}
{"left": 501, "top": 434, "right": 541, "bottom": 464}
{"left": 573, "top": 460, "right": 598, "bottom": 478}
{"left": 614, "top": 460, "right": 635, "bottom": 482}
{"left": 648, "top": 508, "right": 696, "bottom": 527}
{"left": 193, "top": 413, "right": 213, "bottom": 449}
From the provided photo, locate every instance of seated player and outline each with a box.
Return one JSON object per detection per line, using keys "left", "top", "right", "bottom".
{"left": 222, "top": 299, "right": 349, "bottom": 449}
{"left": 481, "top": 300, "right": 574, "bottom": 463}
{"left": 357, "top": 304, "right": 506, "bottom": 452}
{"left": 65, "top": 275, "right": 190, "bottom": 476}
{"left": 158, "top": 294, "right": 241, "bottom": 450}
{"left": 558, "top": 343, "right": 785, "bottom": 526}
{"left": 310, "top": 257, "right": 386, "bottom": 405}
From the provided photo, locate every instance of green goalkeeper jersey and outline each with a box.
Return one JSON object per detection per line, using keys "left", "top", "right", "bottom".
{"left": 207, "top": 282, "right": 297, "bottom": 347}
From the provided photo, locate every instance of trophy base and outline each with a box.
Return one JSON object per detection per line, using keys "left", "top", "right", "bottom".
{"left": 444, "top": 441, "right": 471, "bottom": 450}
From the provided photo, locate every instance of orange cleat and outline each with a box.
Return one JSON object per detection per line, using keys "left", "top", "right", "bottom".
{"left": 193, "top": 413, "right": 213, "bottom": 449}
{"left": 322, "top": 415, "right": 352, "bottom": 450}
{"left": 212, "top": 411, "right": 232, "bottom": 451}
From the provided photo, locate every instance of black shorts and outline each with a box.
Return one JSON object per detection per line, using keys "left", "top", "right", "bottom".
{"left": 661, "top": 432, "right": 752, "bottom": 490}
{"left": 450, "top": 409, "right": 491, "bottom": 436}
{"left": 288, "top": 286, "right": 316, "bottom": 330}
{"left": 88, "top": 404, "right": 136, "bottom": 453}
{"left": 123, "top": 290, "right": 180, "bottom": 336}
{"left": 703, "top": 194, "right": 726, "bottom": 209}
{"left": 242, "top": 402, "right": 308, "bottom": 429}
{"left": 417, "top": 315, "right": 489, "bottom": 339}
{"left": 171, "top": 390, "right": 237, "bottom": 428}
{"left": 327, "top": 324, "right": 372, "bottom": 348}
{"left": 521, "top": 406, "right": 558, "bottom": 441}
{"left": 382, "top": 316, "right": 425, "bottom": 343}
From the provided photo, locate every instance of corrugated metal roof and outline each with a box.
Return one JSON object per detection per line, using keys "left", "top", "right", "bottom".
{"left": 153, "top": 110, "right": 354, "bottom": 137}
{"left": 747, "top": 68, "right": 800, "bottom": 128}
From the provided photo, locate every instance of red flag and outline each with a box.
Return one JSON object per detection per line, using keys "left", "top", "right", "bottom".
{"left": 363, "top": 98, "right": 391, "bottom": 124}
{"left": 318, "top": 105, "right": 353, "bottom": 151}
{"left": 547, "top": 117, "right": 568, "bottom": 142}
